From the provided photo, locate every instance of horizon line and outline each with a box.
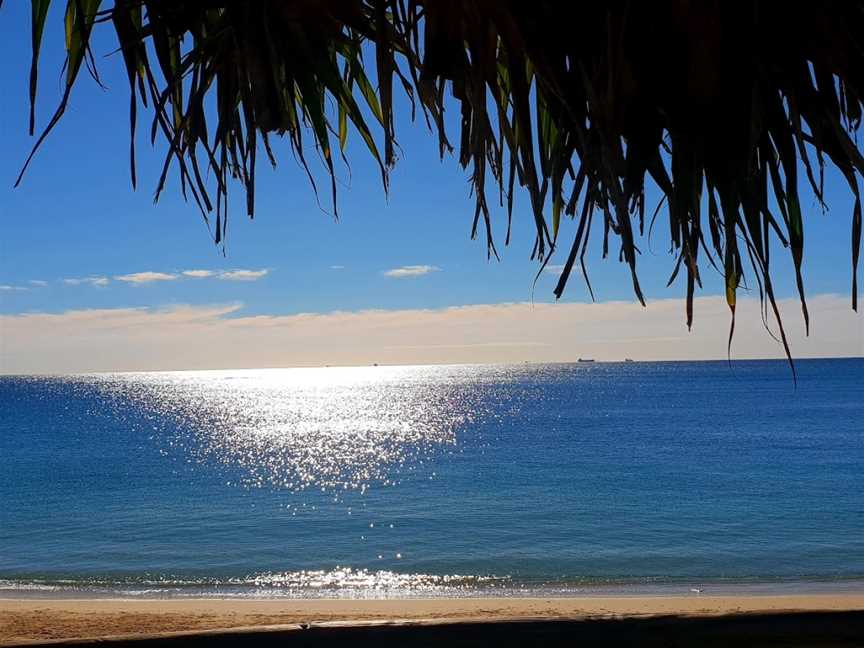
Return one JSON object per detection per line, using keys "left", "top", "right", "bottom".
{"left": 2, "top": 355, "right": 861, "bottom": 378}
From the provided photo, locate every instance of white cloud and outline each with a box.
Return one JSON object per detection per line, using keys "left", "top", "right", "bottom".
{"left": 383, "top": 265, "right": 440, "bottom": 278}
{"left": 114, "top": 271, "right": 178, "bottom": 284}
{"left": 63, "top": 276, "right": 109, "bottom": 287}
{"left": 28, "top": 280, "right": 48, "bottom": 287}
{"left": 543, "top": 264, "right": 565, "bottom": 275}
{"left": 61, "top": 268, "right": 271, "bottom": 286}
{"left": 0, "top": 285, "right": 27, "bottom": 291}
{"left": 330, "top": 265, "right": 345, "bottom": 271}
{"left": 219, "top": 269, "right": 269, "bottom": 281}
{"left": 1, "top": 295, "right": 860, "bottom": 374}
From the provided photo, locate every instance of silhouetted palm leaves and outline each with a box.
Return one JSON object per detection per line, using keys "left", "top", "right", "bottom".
{"left": 11, "top": 1, "right": 864, "bottom": 367}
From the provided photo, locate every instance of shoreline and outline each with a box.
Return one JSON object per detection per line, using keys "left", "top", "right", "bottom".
{"left": 2, "top": 594, "right": 864, "bottom": 645}
{"left": 4, "top": 577, "right": 864, "bottom": 600}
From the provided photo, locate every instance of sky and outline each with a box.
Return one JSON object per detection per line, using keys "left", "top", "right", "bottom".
{"left": 0, "top": 3, "right": 861, "bottom": 373}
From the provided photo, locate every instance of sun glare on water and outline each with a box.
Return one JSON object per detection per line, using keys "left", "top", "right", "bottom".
{"left": 84, "top": 365, "right": 495, "bottom": 494}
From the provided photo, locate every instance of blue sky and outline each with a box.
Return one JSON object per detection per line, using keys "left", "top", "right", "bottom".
{"left": 0, "top": 3, "right": 861, "bottom": 370}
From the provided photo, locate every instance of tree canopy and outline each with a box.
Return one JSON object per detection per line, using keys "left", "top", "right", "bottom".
{"left": 9, "top": 1, "right": 864, "bottom": 367}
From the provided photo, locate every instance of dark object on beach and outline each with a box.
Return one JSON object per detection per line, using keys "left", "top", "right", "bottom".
{"left": 10, "top": 1, "right": 864, "bottom": 363}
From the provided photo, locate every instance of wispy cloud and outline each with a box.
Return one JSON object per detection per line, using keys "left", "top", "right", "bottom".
{"left": 0, "top": 285, "right": 27, "bottom": 292}
{"left": 383, "top": 265, "right": 440, "bottom": 278}
{"left": 58, "top": 268, "right": 270, "bottom": 286}
{"left": 219, "top": 269, "right": 269, "bottom": 281}
{"left": 63, "top": 276, "right": 109, "bottom": 287}
{"left": 543, "top": 264, "right": 565, "bottom": 275}
{"left": 114, "top": 271, "right": 178, "bottom": 284}
{"left": 2, "top": 295, "right": 858, "bottom": 374}
{"left": 28, "top": 280, "right": 48, "bottom": 287}
{"left": 330, "top": 265, "right": 345, "bottom": 271}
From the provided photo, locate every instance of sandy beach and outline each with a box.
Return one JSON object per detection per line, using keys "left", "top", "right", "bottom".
{"left": 2, "top": 594, "right": 863, "bottom": 645}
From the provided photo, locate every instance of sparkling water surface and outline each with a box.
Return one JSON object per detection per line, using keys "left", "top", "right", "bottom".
{"left": 1, "top": 360, "right": 862, "bottom": 598}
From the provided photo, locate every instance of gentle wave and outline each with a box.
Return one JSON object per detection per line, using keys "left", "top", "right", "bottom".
{"left": 4, "top": 570, "right": 864, "bottom": 600}
{"left": 0, "top": 569, "right": 506, "bottom": 593}
{"left": 0, "top": 569, "right": 511, "bottom": 599}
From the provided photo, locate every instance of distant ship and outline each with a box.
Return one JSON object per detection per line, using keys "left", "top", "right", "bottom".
{"left": 624, "top": 358, "right": 634, "bottom": 362}
{"left": 577, "top": 358, "right": 595, "bottom": 363}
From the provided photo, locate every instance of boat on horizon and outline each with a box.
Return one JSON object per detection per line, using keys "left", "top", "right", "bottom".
{"left": 577, "top": 358, "right": 595, "bottom": 363}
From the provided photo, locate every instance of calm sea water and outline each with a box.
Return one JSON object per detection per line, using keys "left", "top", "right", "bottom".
{"left": 1, "top": 360, "right": 862, "bottom": 598}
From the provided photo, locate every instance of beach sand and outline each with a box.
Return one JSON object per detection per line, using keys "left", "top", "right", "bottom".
{"left": 2, "top": 594, "right": 864, "bottom": 645}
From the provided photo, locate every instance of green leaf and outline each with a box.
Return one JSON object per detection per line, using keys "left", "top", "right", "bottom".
{"left": 29, "top": 0, "right": 52, "bottom": 135}
{"left": 338, "top": 103, "right": 348, "bottom": 151}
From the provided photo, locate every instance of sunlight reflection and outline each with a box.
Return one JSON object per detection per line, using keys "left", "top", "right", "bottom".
{"left": 85, "top": 365, "right": 500, "bottom": 493}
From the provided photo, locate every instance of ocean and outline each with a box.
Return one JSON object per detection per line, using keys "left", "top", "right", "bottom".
{"left": 1, "top": 359, "right": 862, "bottom": 599}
